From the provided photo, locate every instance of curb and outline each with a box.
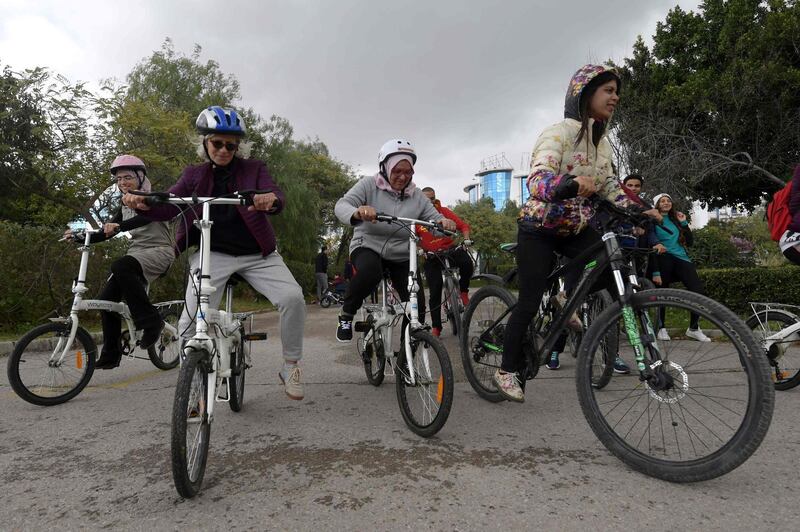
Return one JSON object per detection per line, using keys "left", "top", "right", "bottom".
{"left": 0, "top": 332, "right": 104, "bottom": 358}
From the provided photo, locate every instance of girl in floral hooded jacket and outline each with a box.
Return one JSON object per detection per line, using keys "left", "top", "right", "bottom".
{"left": 493, "top": 64, "right": 658, "bottom": 403}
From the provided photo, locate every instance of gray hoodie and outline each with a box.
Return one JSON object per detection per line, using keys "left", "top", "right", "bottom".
{"left": 335, "top": 175, "right": 443, "bottom": 261}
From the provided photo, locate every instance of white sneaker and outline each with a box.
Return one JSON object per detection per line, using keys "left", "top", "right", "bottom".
{"left": 492, "top": 369, "right": 524, "bottom": 403}
{"left": 685, "top": 328, "right": 711, "bottom": 342}
{"left": 279, "top": 364, "right": 304, "bottom": 400}
{"left": 657, "top": 328, "right": 671, "bottom": 341}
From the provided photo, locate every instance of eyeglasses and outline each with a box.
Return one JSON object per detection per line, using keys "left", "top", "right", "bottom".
{"left": 209, "top": 140, "right": 240, "bottom": 152}
{"left": 115, "top": 175, "right": 137, "bottom": 182}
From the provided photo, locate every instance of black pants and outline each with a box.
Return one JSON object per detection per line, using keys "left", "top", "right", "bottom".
{"left": 342, "top": 248, "right": 410, "bottom": 317}
{"left": 501, "top": 228, "right": 613, "bottom": 373}
{"left": 98, "top": 256, "right": 160, "bottom": 355}
{"left": 655, "top": 253, "right": 705, "bottom": 330}
{"left": 419, "top": 247, "right": 474, "bottom": 329}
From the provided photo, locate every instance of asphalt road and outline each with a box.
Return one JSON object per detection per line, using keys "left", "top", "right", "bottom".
{"left": 1, "top": 304, "right": 797, "bottom": 531}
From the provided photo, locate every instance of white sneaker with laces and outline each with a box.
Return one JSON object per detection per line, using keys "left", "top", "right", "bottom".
{"left": 279, "top": 364, "right": 304, "bottom": 400}
{"left": 657, "top": 328, "right": 671, "bottom": 341}
{"left": 685, "top": 328, "right": 711, "bottom": 342}
{"left": 492, "top": 369, "right": 524, "bottom": 403}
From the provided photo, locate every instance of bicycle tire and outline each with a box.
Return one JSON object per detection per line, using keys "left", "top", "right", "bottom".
{"left": 395, "top": 329, "right": 454, "bottom": 437}
{"left": 569, "top": 290, "right": 616, "bottom": 389}
{"left": 7, "top": 322, "right": 96, "bottom": 406}
{"left": 320, "top": 296, "right": 332, "bottom": 309}
{"left": 745, "top": 310, "right": 800, "bottom": 391}
{"left": 171, "top": 350, "right": 211, "bottom": 498}
{"left": 460, "top": 285, "right": 515, "bottom": 403}
{"left": 148, "top": 309, "right": 181, "bottom": 370}
{"left": 576, "top": 288, "right": 774, "bottom": 482}
{"left": 229, "top": 336, "right": 247, "bottom": 411}
{"left": 362, "top": 322, "right": 386, "bottom": 387}
{"left": 446, "top": 277, "right": 461, "bottom": 337}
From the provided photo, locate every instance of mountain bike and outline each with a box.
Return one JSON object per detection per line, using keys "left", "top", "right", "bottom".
{"left": 746, "top": 302, "right": 800, "bottom": 390}
{"left": 133, "top": 190, "right": 268, "bottom": 498}
{"left": 6, "top": 228, "right": 182, "bottom": 406}
{"left": 353, "top": 214, "right": 455, "bottom": 437}
{"left": 461, "top": 191, "right": 774, "bottom": 482}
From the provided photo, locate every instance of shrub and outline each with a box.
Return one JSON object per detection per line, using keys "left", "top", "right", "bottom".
{"left": 698, "top": 266, "right": 800, "bottom": 315}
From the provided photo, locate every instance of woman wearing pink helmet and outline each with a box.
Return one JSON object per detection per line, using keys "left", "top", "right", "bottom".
{"left": 66, "top": 155, "right": 175, "bottom": 369}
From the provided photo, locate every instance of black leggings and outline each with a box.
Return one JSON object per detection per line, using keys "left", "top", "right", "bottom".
{"left": 342, "top": 248, "right": 410, "bottom": 317}
{"left": 98, "top": 255, "right": 160, "bottom": 355}
{"left": 655, "top": 253, "right": 705, "bottom": 330}
{"left": 501, "top": 228, "right": 613, "bottom": 373}
{"left": 419, "top": 247, "right": 474, "bottom": 329}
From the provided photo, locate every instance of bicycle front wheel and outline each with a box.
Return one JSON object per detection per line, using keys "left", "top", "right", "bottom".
{"left": 7, "top": 322, "right": 96, "bottom": 406}
{"left": 395, "top": 329, "right": 454, "bottom": 437}
{"left": 171, "top": 350, "right": 211, "bottom": 498}
{"left": 576, "top": 289, "right": 774, "bottom": 482}
{"left": 148, "top": 308, "right": 181, "bottom": 370}
{"left": 745, "top": 310, "right": 800, "bottom": 390}
{"left": 460, "top": 285, "right": 515, "bottom": 402}
{"left": 229, "top": 338, "right": 247, "bottom": 412}
{"left": 570, "top": 290, "right": 617, "bottom": 389}
{"left": 445, "top": 277, "right": 462, "bottom": 337}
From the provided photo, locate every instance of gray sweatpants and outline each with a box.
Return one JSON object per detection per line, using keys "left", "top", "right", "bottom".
{"left": 315, "top": 272, "right": 328, "bottom": 301}
{"left": 179, "top": 251, "right": 305, "bottom": 362}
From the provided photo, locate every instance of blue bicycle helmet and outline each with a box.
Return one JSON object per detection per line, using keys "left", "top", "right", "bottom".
{"left": 195, "top": 106, "right": 246, "bottom": 136}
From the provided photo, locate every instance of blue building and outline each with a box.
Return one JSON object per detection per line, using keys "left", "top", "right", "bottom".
{"left": 463, "top": 154, "right": 531, "bottom": 211}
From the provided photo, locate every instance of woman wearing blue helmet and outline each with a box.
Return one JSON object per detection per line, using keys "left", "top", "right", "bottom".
{"left": 124, "top": 106, "right": 307, "bottom": 400}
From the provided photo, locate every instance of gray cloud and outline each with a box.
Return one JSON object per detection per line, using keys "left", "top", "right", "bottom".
{"left": 0, "top": 0, "right": 697, "bottom": 204}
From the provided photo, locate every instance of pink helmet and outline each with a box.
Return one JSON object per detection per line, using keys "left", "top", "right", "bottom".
{"left": 109, "top": 154, "right": 146, "bottom": 176}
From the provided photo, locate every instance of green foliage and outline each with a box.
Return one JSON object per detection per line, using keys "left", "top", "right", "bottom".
{"left": 452, "top": 197, "right": 517, "bottom": 274}
{"left": 615, "top": 0, "right": 800, "bottom": 208}
{"left": 691, "top": 223, "right": 754, "bottom": 268}
{"left": 699, "top": 266, "right": 800, "bottom": 314}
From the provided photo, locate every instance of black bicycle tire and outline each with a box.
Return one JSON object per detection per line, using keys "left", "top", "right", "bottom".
{"left": 229, "top": 336, "right": 247, "bottom": 411}
{"left": 576, "top": 288, "right": 774, "bottom": 482}
{"left": 171, "top": 350, "right": 211, "bottom": 498}
{"left": 363, "top": 327, "right": 386, "bottom": 387}
{"left": 7, "top": 322, "right": 96, "bottom": 406}
{"left": 587, "top": 290, "right": 616, "bottom": 390}
{"left": 320, "top": 296, "right": 332, "bottom": 309}
{"left": 395, "top": 329, "right": 454, "bottom": 437}
{"left": 459, "top": 285, "right": 515, "bottom": 403}
{"left": 447, "top": 277, "right": 461, "bottom": 337}
{"left": 745, "top": 310, "right": 800, "bottom": 391}
{"left": 148, "top": 309, "right": 181, "bottom": 370}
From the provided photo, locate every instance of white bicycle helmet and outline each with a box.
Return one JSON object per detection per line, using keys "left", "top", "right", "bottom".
{"left": 378, "top": 138, "right": 416, "bottom": 176}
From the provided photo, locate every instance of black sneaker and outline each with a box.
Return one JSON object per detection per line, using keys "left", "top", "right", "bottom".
{"left": 140, "top": 321, "right": 165, "bottom": 350}
{"left": 336, "top": 316, "right": 353, "bottom": 342}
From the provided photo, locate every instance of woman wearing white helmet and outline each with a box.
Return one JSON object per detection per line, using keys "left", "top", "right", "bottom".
{"left": 65, "top": 155, "right": 175, "bottom": 369}
{"left": 333, "top": 139, "right": 457, "bottom": 341}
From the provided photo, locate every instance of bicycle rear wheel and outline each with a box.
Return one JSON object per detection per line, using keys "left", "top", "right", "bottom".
{"left": 358, "top": 314, "right": 386, "bottom": 386}
{"left": 395, "top": 329, "right": 454, "bottom": 437}
{"left": 460, "top": 285, "right": 515, "bottom": 402}
{"left": 148, "top": 308, "right": 180, "bottom": 370}
{"left": 229, "top": 336, "right": 247, "bottom": 412}
{"left": 576, "top": 289, "right": 774, "bottom": 482}
{"left": 171, "top": 350, "right": 211, "bottom": 498}
{"left": 7, "top": 322, "right": 96, "bottom": 406}
{"left": 445, "top": 277, "right": 461, "bottom": 337}
{"left": 746, "top": 310, "right": 800, "bottom": 390}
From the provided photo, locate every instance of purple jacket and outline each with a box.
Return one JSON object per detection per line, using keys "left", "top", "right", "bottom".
{"left": 789, "top": 165, "right": 800, "bottom": 233}
{"left": 141, "top": 158, "right": 285, "bottom": 256}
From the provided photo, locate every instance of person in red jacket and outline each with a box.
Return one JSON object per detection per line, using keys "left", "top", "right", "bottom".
{"left": 416, "top": 187, "right": 474, "bottom": 336}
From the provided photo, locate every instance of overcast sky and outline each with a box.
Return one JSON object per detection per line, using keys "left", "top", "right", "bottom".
{"left": 1, "top": 0, "right": 700, "bottom": 205}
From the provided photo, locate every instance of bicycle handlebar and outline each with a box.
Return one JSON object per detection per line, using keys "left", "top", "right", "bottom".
{"left": 375, "top": 213, "right": 458, "bottom": 237}
{"left": 129, "top": 189, "right": 275, "bottom": 207}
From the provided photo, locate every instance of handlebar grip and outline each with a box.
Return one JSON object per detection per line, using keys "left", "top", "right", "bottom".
{"left": 551, "top": 177, "right": 579, "bottom": 202}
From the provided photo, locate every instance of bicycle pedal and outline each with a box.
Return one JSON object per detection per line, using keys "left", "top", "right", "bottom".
{"left": 353, "top": 321, "right": 370, "bottom": 332}
{"left": 243, "top": 332, "right": 268, "bottom": 341}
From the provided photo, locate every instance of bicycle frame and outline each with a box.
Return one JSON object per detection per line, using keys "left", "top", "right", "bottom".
{"left": 54, "top": 229, "right": 179, "bottom": 366}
